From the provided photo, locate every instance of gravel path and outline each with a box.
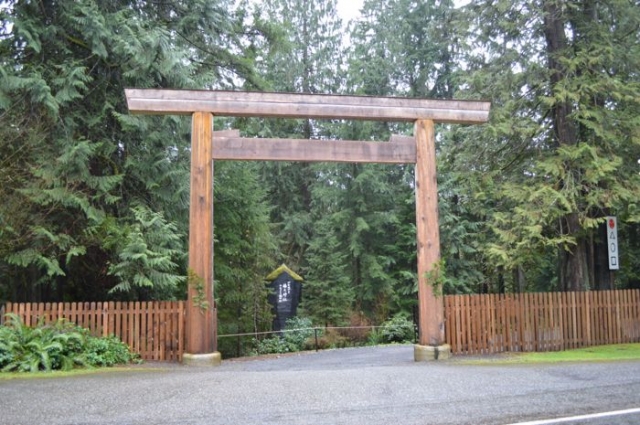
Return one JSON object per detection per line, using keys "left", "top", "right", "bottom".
{"left": 1, "top": 345, "right": 639, "bottom": 425}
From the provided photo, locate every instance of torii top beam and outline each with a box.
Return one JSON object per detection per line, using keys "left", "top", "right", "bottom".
{"left": 125, "top": 89, "right": 490, "bottom": 124}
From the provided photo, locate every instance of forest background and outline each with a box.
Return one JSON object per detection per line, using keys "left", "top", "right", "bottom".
{"left": 1, "top": 0, "right": 639, "bottom": 349}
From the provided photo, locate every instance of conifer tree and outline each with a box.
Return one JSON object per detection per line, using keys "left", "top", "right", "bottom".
{"left": 458, "top": 0, "right": 640, "bottom": 291}
{"left": 0, "top": 0, "right": 272, "bottom": 301}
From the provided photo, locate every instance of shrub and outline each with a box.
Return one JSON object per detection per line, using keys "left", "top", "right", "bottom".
{"left": 83, "top": 335, "right": 139, "bottom": 367}
{"left": 379, "top": 315, "right": 415, "bottom": 344}
{"left": 366, "top": 327, "right": 384, "bottom": 345}
{"left": 281, "top": 317, "right": 314, "bottom": 349}
{"left": 0, "top": 314, "right": 84, "bottom": 372}
{"left": 312, "top": 327, "right": 349, "bottom": 350}
{"left": 337, "top": 312, "right": 371, "bottom": 344}
{"left": 0, "top": 313, "right": 137, "bottom": 372}
{"left": 253, "top": 316, "right": 315, "bottom": 355}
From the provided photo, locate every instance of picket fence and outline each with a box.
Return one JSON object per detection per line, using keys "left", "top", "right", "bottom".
{"left": 445, "top": 289, "right": 640, "bottom": 354}
{"left": 2, "top": 290, "right": 639, "bottom": 361}
{"left": 1, "top": 301, "right": 185, "bottom": 361}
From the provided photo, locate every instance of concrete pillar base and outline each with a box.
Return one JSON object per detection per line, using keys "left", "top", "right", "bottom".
{"left": 414, "top": 344, "right": 451, "bottom": 361}
{"left": 183, "top": 352, "right": 222, "bottom": 366}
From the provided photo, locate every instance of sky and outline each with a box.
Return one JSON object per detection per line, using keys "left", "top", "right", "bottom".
{"left": 335, "top": 0, "right": 471, "bottom": 23}
{"left": 336, "top": 0, "right": 364, "bottom": 22}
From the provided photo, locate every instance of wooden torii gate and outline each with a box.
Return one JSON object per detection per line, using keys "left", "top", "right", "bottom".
{"left": 125, "top": 89, "right": 490, "bottom": 364}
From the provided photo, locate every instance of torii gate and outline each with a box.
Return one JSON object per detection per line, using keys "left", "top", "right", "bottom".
{"left": 125, "top": 89, "right": 490, "bottom": 364}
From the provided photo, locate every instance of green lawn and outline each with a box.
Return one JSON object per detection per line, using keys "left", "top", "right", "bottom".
{"left": 0, "top": 365, "right": 164, "bottom": 381}
{"left": 457, "top": 343, "right": 640, "bottom": 365}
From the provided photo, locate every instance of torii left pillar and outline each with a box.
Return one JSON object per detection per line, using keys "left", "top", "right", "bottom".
{"left": 183, "top": 112, "right": 221, "bottom": 366}
{"left": 414, "top": 119, "right": 450, "bottom": 361}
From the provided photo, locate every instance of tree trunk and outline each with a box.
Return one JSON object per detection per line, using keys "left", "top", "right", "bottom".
{"left": 514, "top": 266, "right": 526, "bottom": 293}
{"left": 561, "top": 213, "right": 590, "bottom": 291}
{"left": 543, "top": 1, "right": 588, "bottom": 291}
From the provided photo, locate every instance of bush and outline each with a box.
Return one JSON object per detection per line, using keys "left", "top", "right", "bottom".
{"left": 312, "top": 328, "right": 349, "bottom": 350}
{"left": 281, "top": 317, "right": 314, "bottom": 349}
{"left": 0, "top": 314, "right": 137, "bottom": 372}
{"left": 379, "top": 315, "right": 415, "bottom": 344}
{"left": 337, "top": 312, "right": 372, "bottom": 344}
{"left": 0, "top": 314, "right": 85, "bottom": 372}
{"left": 253, "top": 316, "right": 315, "bottom": 355}
{"left": 83, "top": 335, "right": 139, "bottom": 367}
{"left": 366, "top": 327, "right": 384, "bottom": 345}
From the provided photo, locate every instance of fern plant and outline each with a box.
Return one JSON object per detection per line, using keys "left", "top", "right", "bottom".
{"left": 0, "top": 314, "right": 137, "bottom": 372}
{"left": 0, "top": 314, "right": 84, "bottom": 372}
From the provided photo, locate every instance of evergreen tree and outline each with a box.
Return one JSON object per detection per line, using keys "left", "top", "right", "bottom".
{"left": 458, "top": 0, "right": 640, "bottom": 291}
{"left": 0, "top": 0, "right": 270, "bottom": 301}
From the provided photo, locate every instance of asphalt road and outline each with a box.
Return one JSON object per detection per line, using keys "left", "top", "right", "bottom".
{"left": 1, "top": 345, "right": 639, "bottom": 425}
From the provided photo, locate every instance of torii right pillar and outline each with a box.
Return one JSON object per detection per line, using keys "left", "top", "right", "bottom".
{"left": 414, "top": 119, "right": 450, "bottom": 361}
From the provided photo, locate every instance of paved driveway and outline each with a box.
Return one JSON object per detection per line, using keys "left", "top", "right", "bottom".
{"left": 1, "top": 345, "right": 639, "bottom": 425}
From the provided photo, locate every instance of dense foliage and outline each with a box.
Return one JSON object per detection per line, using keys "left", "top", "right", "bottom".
{"left": 252, "top": 316, "right": 315, "bottom": 355}
{"left": 0, "top": 314, "right": 137, "bottom": 372}
{"left": 1, "top": 0, "right": 639, "bottom": 355}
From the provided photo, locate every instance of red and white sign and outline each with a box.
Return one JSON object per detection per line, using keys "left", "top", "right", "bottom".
{"left": 606, "top": 216, "right": 619, "bottom": 270}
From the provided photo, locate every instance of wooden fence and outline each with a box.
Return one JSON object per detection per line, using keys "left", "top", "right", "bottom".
{"left": 445, "top": 290, "right": 640, "bottom": 355}
{"left": 1, "top": 301, "right": 185, "bottom": 362}
{"left": 2, "top": 290, "right": 639, "bottom": 361}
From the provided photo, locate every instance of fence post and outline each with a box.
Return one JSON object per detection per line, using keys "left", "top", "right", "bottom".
{"left": 314, "top": 328, "right": 319, "bottom": 352}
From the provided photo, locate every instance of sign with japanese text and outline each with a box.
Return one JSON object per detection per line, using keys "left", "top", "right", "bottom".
{"left": 606, "top": 216, "right": 619, "bottom": 270}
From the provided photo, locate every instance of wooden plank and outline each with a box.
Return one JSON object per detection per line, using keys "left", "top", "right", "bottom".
{"left": 509, "top": 295, "right": 517, "bottom": 352}
{"left": 159, "top": 302, "right": 166, "bottom": 361}
{"left": 186, "top": 111, "right": 216, "bottom": 355}
{"left": 538, "top": 293, "right": 545, "bottom": 351}
{"left": 19, "top": 302, "right": 26, "bottom": 326}
{"left": 455, "top": 296, "right": 462, "bottom": 353}
{"left": 212, "top": 135, "right": 417, "bottom": 164}
{"left": 606, "top": 290, "right": 614, "bottom": 344}
{"left": 37, "top": 302, "right": 44, "bottom": 326}
{"left": 501, "top": 295, "right": 509, "bottom": 353}
{"left": 89, "top": 302, "right": 96, "bottom": 334}
{"left": 573, "top": 292, "right": 580, "bottom": 348}
{"left": 470, "top": 295, "right": 476, "bottom": 354}
{"left": 461, "top": 296, "right": 467, "bottom": 353}
{"left": 493, "top": 295, "right": 500, "bottom": 353}
{"left": 571, "top": 292, "right": 578, "bottom": 349}
{"left": 581, "top": 291, "right": 588, "bottom": 348}
{"left": 630, "top": 291, "right": 636, "bottom": 341}
{"left": 444, "top": 297, "right": 452, "bottom": 350}
{"left": 600, "top": 290, "right": 606, "bottom": 345}
{"left": 106, "top": 302, "right": 114, "bottom": 338}
{"left": 584, "top": 291, "right": 592, "bottom": 346}
{"left": 532, "top": 293, "right": 539, "bottom": 351}
{"left": 123, "top": 302, "right": 130, "bottom": 352}
{"left": 524, "top": 293, "right": 532, "bottom": 351}
{"left": 140, "top": 302, "right": 147, "bottom": 360}
{"left": 553, "top": 292, "right": 561, "bottom": 350}
{"left": 521, "top": 293, "right": 529, "bottom": 352}
{"left": 467, "top": 296, "right": 475, "bottom": 354}
{"left": 631, "top": 290, "right": 637, "bottom": 341}
{"left": 414, "top": 119, "right": 444, "bottom": 347}
{"left": 543, "top": 292, "right": 551, "bottom": 351}
{"left": 615, "top": 291, "right": 623, "bottom": 343}
{"left": 115, "top": 302, "right": 121, "bottom": 342}
{"left": 125, "top": 89, "right": 491, "bottom": 124}
{"left": 594, "top": 291, "right": 601, "bottom": 346}
{"left": 628, "top": 290, "right": 637, "bottom": 342}
{"left": 480, "top": 295, "right": 487, "bottom": 353}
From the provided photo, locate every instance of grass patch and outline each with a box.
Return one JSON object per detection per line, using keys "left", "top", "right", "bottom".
{"left": 457, "top": 343, "right": 640, "bottom": 365}
{"left": 0, "top": 365, "right": 164, "bottom": 381}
